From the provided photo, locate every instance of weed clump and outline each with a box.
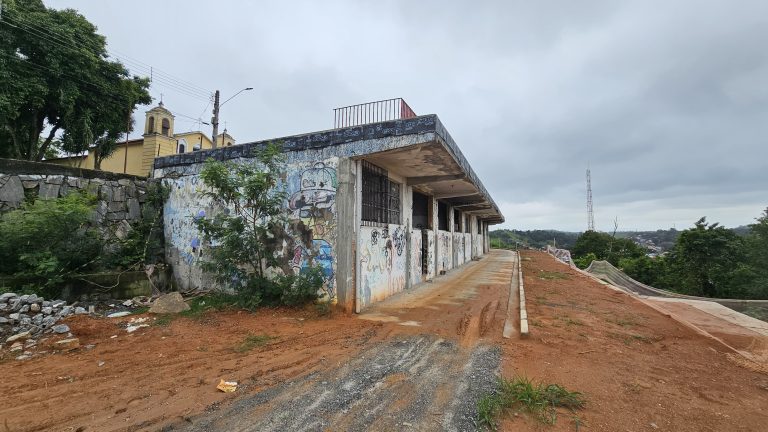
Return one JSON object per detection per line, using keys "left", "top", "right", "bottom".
{"left": 477, "top": 375, "right": 585, "bottom": 430}
{"left": 234, "top": 334, "right": 277, "bottom": 353}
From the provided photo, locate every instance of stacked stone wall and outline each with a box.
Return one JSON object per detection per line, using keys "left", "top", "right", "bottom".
{"left": 0, "top": 158, "right": 151, "bottom": 224}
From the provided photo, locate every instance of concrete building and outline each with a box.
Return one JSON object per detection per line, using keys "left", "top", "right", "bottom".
{"left": 153, "top": 99, "right": 503, "bottom": 313}
{"left": 47, "top": 102, "right": 236, "bottom": 176}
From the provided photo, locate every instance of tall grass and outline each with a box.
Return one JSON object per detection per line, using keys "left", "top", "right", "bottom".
{"left": 477, "top": 375, "right": 585, "bottom": 430}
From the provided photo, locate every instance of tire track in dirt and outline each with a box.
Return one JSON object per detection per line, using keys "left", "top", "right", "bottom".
{"left": 174, "top": 336, "right": 500, "bottom": 432}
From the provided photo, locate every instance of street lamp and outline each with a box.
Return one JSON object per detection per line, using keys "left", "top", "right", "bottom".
{"left": 211, "top": 87, "right": 253, "bottom": 148}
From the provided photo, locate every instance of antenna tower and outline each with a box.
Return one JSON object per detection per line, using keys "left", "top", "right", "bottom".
{"left": 586, "top": 166, "right": 595, "bottom": 231}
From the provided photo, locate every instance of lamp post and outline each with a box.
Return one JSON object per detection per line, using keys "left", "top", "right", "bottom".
{"left": 211, "top": 87, "right": 253, "bottom": 148}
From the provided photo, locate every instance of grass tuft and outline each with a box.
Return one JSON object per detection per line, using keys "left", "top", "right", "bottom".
{"left": 234, "top": 334, "right": 277, "bottom": 353}
{"left": 477, "top": 375, "right": 585, "bottom": 430}
{"left": 538, "top": 271, "right": 570, "bottom": 280}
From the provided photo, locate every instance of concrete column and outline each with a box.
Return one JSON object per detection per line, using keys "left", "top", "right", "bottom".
{"left": 353, "top": 160, "right": 363, "bottom": 313}
{"left": 335, "top": 158, "right": 357, "bottom": 314}
{"left": 432, "top": 197, "right": 439, "bottom": 276}
{"left": 403, "top": 184, "right": 413, "bottom": 289}
{"left": 448, "top": 205, "right": 455, "bottom": 269}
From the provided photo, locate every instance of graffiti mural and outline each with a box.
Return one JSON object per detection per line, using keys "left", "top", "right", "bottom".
{"left": 359, "top": 224, "right": 407, "bottom": 309}
{"left": 425, "top": 230, "right": 435, "bottom": 280}
{"left": 410, "top": 229, "right": 422, "bottom": 286}
{"left": 437, "top": 230, "right": 452, "bottom": 273}
{"left": 163, "top": 176, "right": 211, "bottom": 282}
{"left": 162, "top": 157, "right": 340, "bottom": 295}
{"left": 284, "top": 159, "right": 339, "bottom": 298}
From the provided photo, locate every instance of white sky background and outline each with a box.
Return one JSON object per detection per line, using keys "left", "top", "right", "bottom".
{"left": 45, "top": 0, "right": 768, "bottom": 231}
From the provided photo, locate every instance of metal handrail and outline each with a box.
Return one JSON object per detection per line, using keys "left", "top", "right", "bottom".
{"left": 333, "top": 98, "right": 416, "bottom": 128}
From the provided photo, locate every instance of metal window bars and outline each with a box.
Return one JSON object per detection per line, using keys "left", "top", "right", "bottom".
{"left": 361, "top": 160, "right": 401, "bottom": 226}
{"left": 333, "top": 98, "right": 416, "bottom": 129}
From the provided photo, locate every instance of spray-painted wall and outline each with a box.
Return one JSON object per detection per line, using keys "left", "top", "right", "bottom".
{"left": 437, "top": 230, "right": 452, "bottom": 273}
{"left": 358, "top": 224, "right": 407, "bottom": 309}
{"left": 464, "top": 233, "right": 472, "bottom": 262}
{"left": 410, "top": 229, "right": 423, "bottom": 287}
{"left": 159, "top": 154, "right": 339, "bottom": 296}
{"left": 425, "top": 230, "right": 435, "bottom": 280}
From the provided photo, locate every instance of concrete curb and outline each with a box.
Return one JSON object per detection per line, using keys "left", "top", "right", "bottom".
{"left": 519, "top": 252, "right": 529, "bottom": 337}
{"left": 502, "top": 252, "right": 518, "bottom": 339}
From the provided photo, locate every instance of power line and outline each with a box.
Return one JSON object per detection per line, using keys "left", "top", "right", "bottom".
{"left": 1, "top": 9, "right": 211, "bottom": 96}
{"left": 0, "top": 9, "right": 212, "bottom": 101}
{"left": 0, "top": 50, "right": 143, "bottom": 108}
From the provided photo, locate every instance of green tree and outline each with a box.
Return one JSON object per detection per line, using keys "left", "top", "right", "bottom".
{"left": 572, "top": 230, "right": 645, "bottom": 266}
{"left": 666, "top": 217, "right": 750, "bottom": 297}
{"left": 195, "top": 144, "right": 325, "bottom": 309}
{"left": 745, "top": 208, "right": 768, "bottom": 297}
{"left": 0, "top": 0, "right": 150, "bottom": 162}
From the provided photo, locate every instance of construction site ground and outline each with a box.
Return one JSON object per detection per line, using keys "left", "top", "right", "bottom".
{"left": 1, "top": 250, "right": 767, "bottom": 431}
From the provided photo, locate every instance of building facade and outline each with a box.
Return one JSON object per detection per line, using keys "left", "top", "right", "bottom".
{"left": 47, "top": 102, "right": 235, "bottom": 177}
{"left": 153, "top": 113, "right": 503, "bottom": 313}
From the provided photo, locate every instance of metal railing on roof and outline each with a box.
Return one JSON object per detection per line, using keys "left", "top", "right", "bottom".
{"left": 333, "top": 98, "right": 416, "bottom": 129}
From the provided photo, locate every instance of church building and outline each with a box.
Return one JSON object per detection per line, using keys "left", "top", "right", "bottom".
{"left": 47, "top": 102, "right": 236, "bottom": 177}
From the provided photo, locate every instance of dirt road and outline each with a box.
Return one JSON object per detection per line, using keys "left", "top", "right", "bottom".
{"left": 175, "top": 251, "right": 516, "bottom": 432}
{"left": 2, "top": 250, "right": 767, "bottom": 431}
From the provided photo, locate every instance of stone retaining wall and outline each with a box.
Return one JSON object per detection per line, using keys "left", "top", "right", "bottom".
{"left": 0, "top": 158, "right": 150, "bottom": 223}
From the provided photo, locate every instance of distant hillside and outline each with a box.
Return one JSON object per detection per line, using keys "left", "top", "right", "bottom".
{"left": 489, "top": 229, "right": 580, "bottom": 250}
{"left": 492, "top": 226, "right": 752, "bottom": 252}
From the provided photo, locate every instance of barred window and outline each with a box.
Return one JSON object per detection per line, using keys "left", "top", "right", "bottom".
{"left": 362, "top": 160, "right": 401, "bottom": 225}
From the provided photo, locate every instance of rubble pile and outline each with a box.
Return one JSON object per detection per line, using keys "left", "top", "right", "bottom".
{"left": 0, "top": 292, "right": 85, "bottom": 340}
{"left": 0, "top": 292, "right": 88, "bottom": 360}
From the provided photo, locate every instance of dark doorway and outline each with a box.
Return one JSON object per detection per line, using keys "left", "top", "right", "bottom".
{"left": 412, "top": 190, "right": 430, "bottom": 229}
{"left": 454, "top": 209, "right": 461, "bottom": 232}
{"left": 437, "top": 201, "right": 448, "bottom": 231}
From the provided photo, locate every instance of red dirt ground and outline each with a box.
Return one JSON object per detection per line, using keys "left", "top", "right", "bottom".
{"left": 500, "top": 251, "right": 768, "bottom": 432}
{"left": 1, "top": 250, "right": 766, "bottom": 431}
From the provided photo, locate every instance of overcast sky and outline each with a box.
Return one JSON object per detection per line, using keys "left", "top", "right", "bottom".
{"left": 47, "top": 0, "right": 768, "bottom": 231}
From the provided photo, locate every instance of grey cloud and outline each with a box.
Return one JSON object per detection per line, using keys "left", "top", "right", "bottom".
{"left": 47, "top": 0, "right": 768, "bottom": 230}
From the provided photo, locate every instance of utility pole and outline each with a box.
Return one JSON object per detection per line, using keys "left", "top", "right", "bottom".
{"left": 210, "top": 90, "right": 220, "bottom": 149}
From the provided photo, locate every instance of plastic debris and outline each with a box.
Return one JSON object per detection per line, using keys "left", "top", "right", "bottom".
{"left": 216, "top": 379, "right": 238, "bottom": 393}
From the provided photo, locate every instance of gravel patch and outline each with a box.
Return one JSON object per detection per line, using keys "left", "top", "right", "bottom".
{"left": 175, "top": 335, "right": 501, "bottom": 432}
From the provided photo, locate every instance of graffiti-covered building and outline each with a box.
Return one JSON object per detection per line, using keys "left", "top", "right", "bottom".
{"left": 153, "top": 99, "right": 503, "bottom": 313}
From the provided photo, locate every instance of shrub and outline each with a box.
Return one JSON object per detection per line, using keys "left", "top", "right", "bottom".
{"left": 195, "top": 143, "right": 325, "bottom": 308}
{"left": 0, "top": 192, "right": 103, "bottom": 295}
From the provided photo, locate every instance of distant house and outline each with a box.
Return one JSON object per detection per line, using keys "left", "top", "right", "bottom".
{"left": 46, "top": 102, "right": 236, "bottom": 177}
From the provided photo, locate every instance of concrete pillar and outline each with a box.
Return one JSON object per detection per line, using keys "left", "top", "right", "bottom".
{"left": 335, "top": 158, "right": 357, "bottom": 314}
{"left": 403, "top": 184, "right": 413, "bottom": 289}
{"left": 448, "top": 204, "right": 455, "bottom": 269}
{"left": 432, "top": 197, "right": 439, "bottom": 276}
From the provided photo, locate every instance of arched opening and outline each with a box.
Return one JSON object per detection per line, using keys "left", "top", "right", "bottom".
{"left": 161, "top": 118, "right": 171, "bottom": 136}
{"left": 147, "top": 116, "right": 155, "bottom": 134}
{"left": 178, "top": 142, "right": 186, "bottom": 154}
